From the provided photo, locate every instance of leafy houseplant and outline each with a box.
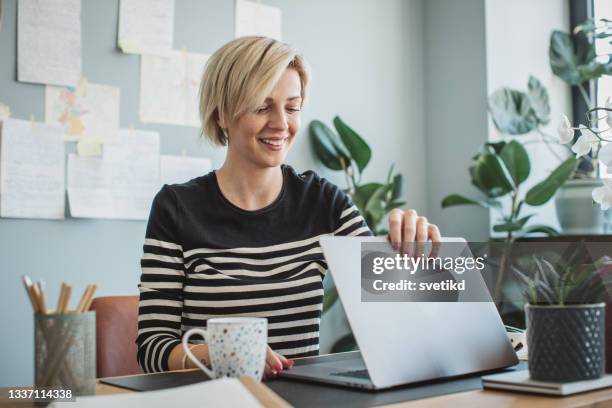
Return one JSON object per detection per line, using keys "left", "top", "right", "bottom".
{"left": 488, "top": 18, "right": 612, "bottom": 233}
{"left": 441, "top": 140, "right": 577, "bottom": 305}
{"left": 550, "top": 17, "right": 612, "bottom": 177}
{"left": 514, "top": 253, "right": 612, "bottom": 382}
{"left": 310, "top": 116, "right": 404, "bottom": 352}
{"left": 310, "top": 117, "right": 404, "bottom": 233}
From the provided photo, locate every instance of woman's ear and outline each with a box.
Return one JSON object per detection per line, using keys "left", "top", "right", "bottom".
{"left": 216, "top": 109, "right": 228, "bottom": 129}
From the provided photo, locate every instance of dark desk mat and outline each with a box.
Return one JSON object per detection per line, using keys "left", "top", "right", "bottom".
{"left": 268, "top": 362, "right": 526, "bottom": 408}
{"left": 100, "top": 370, "right": 211, "bottom": 391}
{"left": 101, "top": 362, "right": 527, "bottom": 407}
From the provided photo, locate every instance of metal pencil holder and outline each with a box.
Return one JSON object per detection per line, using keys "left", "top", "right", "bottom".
{"left": 34, "top": 311, "right": 96, "bottom": 396}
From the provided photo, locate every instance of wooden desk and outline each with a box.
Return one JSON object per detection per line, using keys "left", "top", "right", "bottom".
{"left": 98, "top": 372, "right": 612, "bottom": 408}
{"left": 96, "top": 374, "right": 291, "bottom": 408}
{"left": 386, "top": 388, "right": 612, "bottom": 408}
{"left": 92, "top": 376, "right": 612, "bottom": 408}
{"left": 0, "top": 374, "right": 290, "bottom": 408}
{"left": 4, "top": 371, "right": 612, "bottom": 408}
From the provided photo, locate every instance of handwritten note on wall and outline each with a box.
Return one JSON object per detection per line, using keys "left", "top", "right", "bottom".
{"left": 118, "top": 0, "right": 174, "bottom": 55}
{"left": 140, "top": 50, "right": 209, "bottom": 127}
{"left": 235, "top": 0, "right": 282, "bottom": 41}
{"left": 18, "top": 0, "right": 82, "bottom": 86}
{"left": 67, "top": 128, "right": 160, "bottom": 220}
{"left": 0, "top": 119, "right": 66, "bottom": 219}
{"left": 160, "top": 155, "right": 211, "bottom": 186}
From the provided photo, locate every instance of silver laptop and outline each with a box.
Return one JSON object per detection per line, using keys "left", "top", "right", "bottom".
{"left": 279, "top": 236, "right": 518, "bottom": 390}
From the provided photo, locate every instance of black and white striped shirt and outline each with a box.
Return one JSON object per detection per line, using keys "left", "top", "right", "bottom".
{"left": 136, "top": 164, "right": 371, "bottom": 373}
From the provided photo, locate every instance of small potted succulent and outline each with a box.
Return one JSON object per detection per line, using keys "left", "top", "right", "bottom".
{"left": 514, "top": 253, "right": 612, "bottom": 382}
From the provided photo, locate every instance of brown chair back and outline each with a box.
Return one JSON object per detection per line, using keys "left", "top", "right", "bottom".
{"left": 90, "top": 296, "right": 142, "bottom": 378}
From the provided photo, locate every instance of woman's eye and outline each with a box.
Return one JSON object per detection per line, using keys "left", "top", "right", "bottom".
{"left": 256, "top": 106, "right": 270, "bottom": 113}
{"left": 286, "top": 107, "right": 301, "bottom": 113}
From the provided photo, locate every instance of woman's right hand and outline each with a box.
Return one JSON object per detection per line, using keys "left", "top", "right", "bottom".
{"left": 263, "top": 345, "right": 294, "bottom": 380}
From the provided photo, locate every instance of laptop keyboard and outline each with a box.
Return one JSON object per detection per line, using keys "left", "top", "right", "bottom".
{"left": 330, "top": 369, "right": 371, "bottom": 379}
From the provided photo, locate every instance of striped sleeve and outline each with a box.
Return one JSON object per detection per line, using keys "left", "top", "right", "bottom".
{"left": 333, "top": 192, "right": 373, "bottom": 237}
{"left": 137, "top": 186, "right": 185, "bottom": 373}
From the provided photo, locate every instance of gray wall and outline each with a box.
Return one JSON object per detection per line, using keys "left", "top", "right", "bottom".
{"left": 423, "top": 0, "right": 490, "bottom": 240}
{"left": 0, "top": 0, "right": 426, "bottom": 386}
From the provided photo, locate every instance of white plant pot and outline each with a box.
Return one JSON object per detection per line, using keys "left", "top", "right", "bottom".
{"left": 555, "top": 179, "right": 606, "bottom": 234}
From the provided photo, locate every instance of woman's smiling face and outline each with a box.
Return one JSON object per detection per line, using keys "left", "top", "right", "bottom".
{"left": 224, "top": 68, "right": 302, "bottom": 168}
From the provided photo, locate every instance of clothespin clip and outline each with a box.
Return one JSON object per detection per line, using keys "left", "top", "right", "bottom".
{"left": 78, "top": 77, "right": 89, "bottom": 97}
{"left": 129, "top": 124, "right": 135, "bottom": 135}
{"left": 181, "top": 148, "right": 187, "bottom": 157}
{"left": 30, "top": 114, "right": 36, "bottom": 130}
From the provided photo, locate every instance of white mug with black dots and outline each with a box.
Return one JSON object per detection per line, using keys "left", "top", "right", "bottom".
{"left": 182, "top": 317, "right": 267, "bottom": 380}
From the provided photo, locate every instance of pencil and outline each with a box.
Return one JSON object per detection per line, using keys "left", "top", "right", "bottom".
{"left": 36, "top": 280, "right": 48, "bottom": 315}
{"left": 60, "top": 284, "right": 72, "bottom": 313}
{"left": 56, "top": 283, "right": 67, "bottom": 314}
{"left": 82, "top": 284, "right": 97, "bottom": 312}
{"left": 76, "top": 284, "right": 93, "bottom": 313}
{"left": 31, "top": 280, "right": 43, "bottom": 313}
{"left": 21, "top": 275, "right": 39, "bottom": 313}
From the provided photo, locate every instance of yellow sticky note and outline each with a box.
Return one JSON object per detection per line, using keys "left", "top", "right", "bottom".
{"left": 0, "top": 102, "right": 11, "bottom": 121}
{"left": 77, "top": 139, "right": 103, "bottom": 157}
{"left": 119, "top": 39, "right": 142, "bottom": 54}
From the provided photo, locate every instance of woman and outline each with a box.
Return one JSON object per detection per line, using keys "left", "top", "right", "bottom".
{"left": 137, "top": 36, "right": 441, "bottom": 379}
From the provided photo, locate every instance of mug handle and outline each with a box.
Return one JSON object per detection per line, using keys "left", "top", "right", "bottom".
{"left": 182, "top": 328, "right": 215, "bottom": 378}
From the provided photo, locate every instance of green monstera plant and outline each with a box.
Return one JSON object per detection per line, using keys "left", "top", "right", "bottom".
{"left": 310, "top": 116, "right": 404, "bottom": 352}
{"left": 441, "top": 140, "right": 577, "bottom": 305}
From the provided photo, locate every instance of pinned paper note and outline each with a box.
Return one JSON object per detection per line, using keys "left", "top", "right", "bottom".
{"left": 235, "top": 0, "right": 282, "bottom": 40}
{"left": 140, "top": 50, "right": 209, "bottom": 127}
{"left": 160, "top": 155, "right": 211, "bottom": 186}
{"left": 118, "top": 0, "right": 174, "bottom": 55}
{"left": 0, "top": 102, "right": 11, "bottom": 121}
{"left": 0, "top": 119, "right": 65, "bottom": 219}
{"left": 18, "top": 0, "right": 82, "bottom": 86}
{"left": 67, "top": 128, "right": 160, "bottom": 220}
{"left": 117, "top": 39, "right": 142, "bottom": 54}
{"left": 45, "top": 79, "right": 120, "bottom": 141}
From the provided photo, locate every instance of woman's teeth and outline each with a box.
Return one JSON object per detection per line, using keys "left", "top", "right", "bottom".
{"left": 261, "top": 139, "right": 284, "bottom": 146}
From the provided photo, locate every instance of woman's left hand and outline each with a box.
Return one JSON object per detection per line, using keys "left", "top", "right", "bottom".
{"left": 387, "top": 208, "right": 441, "bottom": 255}
{"left": 263, "top": 345, "right": 293, "bottom": 380}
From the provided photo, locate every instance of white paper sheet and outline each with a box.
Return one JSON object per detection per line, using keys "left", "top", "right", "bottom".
{"left": 235, "top": 0, "right": 282, "bottom": 41}
{"left": 18, "top": 0, "right": 82, "bottom": 86}
{"left": 140, "top": 50, "right": 209, "bottom": 127}
{"left": 50, "top": 378, "right": 263, "bottom": 408}
{"left": 160, "top": 154, "right": 211, "bottom": 186}
{"left": 67, "top": 128, "right": 160, "bottom": 220}
{"left": 45, "top": 80, "right": 120, "bottom": 142}
{"left": 118, "top": 0, "right": 174, "bottom": 55}
{"left": 0, "top": 119, "right": 65, "bottom": 219}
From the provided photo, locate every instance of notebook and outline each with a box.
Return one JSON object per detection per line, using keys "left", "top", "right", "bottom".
{"left": 482, "top": 370, "right": 612, "bottom": 396}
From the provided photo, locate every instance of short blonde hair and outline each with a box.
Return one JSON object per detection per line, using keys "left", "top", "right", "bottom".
{"left": 199, "top": 36, "right": 310, "bottom": 145}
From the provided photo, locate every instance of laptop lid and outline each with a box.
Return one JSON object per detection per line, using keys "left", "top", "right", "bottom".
{"left": 320, "top": 236, "right": 518, "bottom": 389}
